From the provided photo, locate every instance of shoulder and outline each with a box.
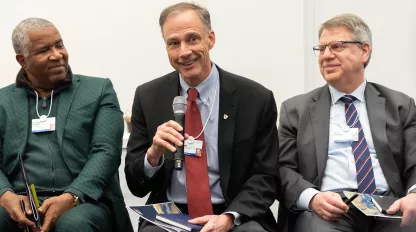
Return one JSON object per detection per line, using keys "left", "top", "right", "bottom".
{"left": 367, "top": 82, "right": 414, "bottom": 103}
{"left": 218, "top": 68, "right": 273, "bottom": 102}
{"left": 136, "top": 71, "right": 177, "bottom": 93}
{"left": 74, "top": 74, "right": 111, "bottom": 85}
{"left": 281, "top": 86, "right": 328, "bottom": 109}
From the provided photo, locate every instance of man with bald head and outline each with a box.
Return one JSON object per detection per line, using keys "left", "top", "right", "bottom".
{"left": 0, "top": 18, "right": 133, "bottom": 232}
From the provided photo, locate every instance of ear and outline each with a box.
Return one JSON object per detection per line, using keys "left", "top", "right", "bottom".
{"left": 361, "top": 43, "right": 371, "bottom": 64}
{"left": 16, "top": 54, "right": 27, "bottom": 70}
{"left": 208, "top": 30, "right": 216, "bottom": 50}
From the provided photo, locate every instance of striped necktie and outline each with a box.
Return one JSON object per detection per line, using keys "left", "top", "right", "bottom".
{"left": 340, "top": 95, "right": 376, "bottom": 194}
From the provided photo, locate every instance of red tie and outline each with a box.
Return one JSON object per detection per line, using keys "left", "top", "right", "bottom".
{"left": 185, "top": 88, "right": 213, "bottom": 217}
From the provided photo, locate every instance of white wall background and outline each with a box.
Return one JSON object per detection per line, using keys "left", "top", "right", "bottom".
{"left": 0, "top": 0, "right": 305, "bottom": 118}
{"left": 305, "top": 0, "right": 416, "bottom": 99}
{"left": 2, "top": 1, "right": 412, "bottom": 118}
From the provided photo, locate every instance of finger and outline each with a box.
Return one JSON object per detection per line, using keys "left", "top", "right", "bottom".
{"left": 41, "top": 215, "right": 53, "bottom": 232}
{"left": 328, "top": 195, "right": 349, "bottom": 211}
{"left": 156, "top": 129, "right": 183, "bottom": 147}
{"left": 184, "top": 133, "right": 190, "bottom": 139}
{"left": 38, "top": 200, "right": 51, "bottom": 214}
{"left": 199, "top": 221, "right": 214, "bottom": 232}
{"left": 401, "top": 209, "right": 413, "bottom": 227}
{"left": 387, "top": 199, "right": 401, "bottom": 214}
{"left": 322, "top": 201, "right": 347, "bottom": 215}
{"left": 318, "top": 208, "right": 343, "bottom": 221}
{"left": 15, "top": 211, "right": 36, "bottom": 228}
{"left": 189, "top": 215, "right": 212, "bottom": 224}
{"left": 166, "top": 120, "right": 183, "bottom": 132}
{"left": 22, "top": 198, "right": 32, "bottom": 215}
{"left": 163, "top": 127, "right": 184, "bottom": 143}
{"left": 153, "top": 136, "right": 176, "bottom": 152}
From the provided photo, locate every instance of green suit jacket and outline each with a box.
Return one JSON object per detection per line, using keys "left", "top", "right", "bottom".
{"left": 0, "top": 74, "right": 133, "bottom": 232}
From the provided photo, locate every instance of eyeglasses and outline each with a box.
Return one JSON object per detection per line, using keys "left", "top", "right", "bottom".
{"left": 313, "top": 41, "right": 363, "bottom": 56}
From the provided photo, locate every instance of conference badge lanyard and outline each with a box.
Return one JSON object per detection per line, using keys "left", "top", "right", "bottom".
{"left": 32, "top": 90, "right": 56, "bottom": 133}
{"left": 332, "top": 81, "right": 366, "bottom": 143}
{"left": 184, "top": 79, "right": 219, "bottom": 158}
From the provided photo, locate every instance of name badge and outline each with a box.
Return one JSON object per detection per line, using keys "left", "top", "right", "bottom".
{"left": 32, "top": 117, "right": 56, "bottom": 133}
{"left": 184, "top": 139, "right": 203, "bottom": 157}
{"left": 333, "top": 128, "right": 359, "bottom": 143}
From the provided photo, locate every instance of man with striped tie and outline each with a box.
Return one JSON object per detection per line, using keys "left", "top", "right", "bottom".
{"left": 278, "top": 14, "right": 416, "bottom": 232}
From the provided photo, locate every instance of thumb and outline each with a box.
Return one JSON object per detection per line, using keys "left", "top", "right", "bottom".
{"left": 386, "top": 199, "right": 401, "bottom": 214}
{"left": 37, "top": 201, "right": 50, "bottom": 214}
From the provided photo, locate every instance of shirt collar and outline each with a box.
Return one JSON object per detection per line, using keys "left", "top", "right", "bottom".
{"left": 328, "top": 79, "right": 367, "bottom": 105}
{"left": 179, "top": 63, "right": 219, "bottom": 104}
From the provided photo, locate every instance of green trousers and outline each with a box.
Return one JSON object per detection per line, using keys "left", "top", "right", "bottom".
{"left": 0, "top": 202, "right": 112, "bottom": 232}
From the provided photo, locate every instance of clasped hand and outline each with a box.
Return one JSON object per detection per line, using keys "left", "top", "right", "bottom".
{"left": 189, "top": 214, "right": 234, "bottom": 232}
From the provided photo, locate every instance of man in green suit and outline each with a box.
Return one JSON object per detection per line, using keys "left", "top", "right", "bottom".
{"left": 0, "top": 18, "right": 133, "bottom": 232}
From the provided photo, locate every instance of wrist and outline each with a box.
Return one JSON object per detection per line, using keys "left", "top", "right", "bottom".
{"left": 0, "top": 191, "right": 14, "bottom": 206}
{"left": 62, "top": 193, "right": 79, "bottom": 208}
{"left": 223, "top": 213, "right": 235, "bottom": 226}
{"left": 147, "top": 147, "right": 161, "bottom": 166}
{"left": 309, "top": 192, "right": 320, "bottom": 211}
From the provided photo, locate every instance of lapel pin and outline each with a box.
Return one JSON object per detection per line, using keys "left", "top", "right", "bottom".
{"left": 223, "top": 114, "right": 228, "bottom": 119}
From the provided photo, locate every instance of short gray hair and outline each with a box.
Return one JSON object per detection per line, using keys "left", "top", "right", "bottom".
{"left": 12, "top": 18, "right": 54, "bottom": 55}
{"left": 319, "top": 13, "right": 372, "bottom": 68}
{"left": 159, "top": 2, "right": 211, "bottom": 34}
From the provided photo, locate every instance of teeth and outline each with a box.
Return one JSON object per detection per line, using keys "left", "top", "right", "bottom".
{"left": 183, "top": 60, "right": 195, "bottom": 66}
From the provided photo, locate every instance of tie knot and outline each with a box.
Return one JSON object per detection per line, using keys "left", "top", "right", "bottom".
{"left": 340, "top": 95, "right": 357, "bottom": 104}
{"left": 187, "top": 88, "right": 199, "bottom": 102}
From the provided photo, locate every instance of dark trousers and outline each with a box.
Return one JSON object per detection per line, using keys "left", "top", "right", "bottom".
{"left": 139, "top": 203, "right": 266, "bottom": 232}
{"left": 293, "top": 207, "right": 416, "bottom": 232}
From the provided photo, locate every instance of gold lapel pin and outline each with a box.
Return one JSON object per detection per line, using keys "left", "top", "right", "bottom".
{"left": 223, "top": 114, "right": 228, "bottom": 119}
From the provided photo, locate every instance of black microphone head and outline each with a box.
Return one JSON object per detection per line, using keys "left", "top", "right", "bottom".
{"left": 172, "top": 96, "right": 187, "bottom": 115}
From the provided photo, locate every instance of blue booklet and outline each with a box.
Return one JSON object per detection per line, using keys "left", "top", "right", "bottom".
{"left": 156, "top": 214, "right": 203, "bottom": 231}
{"left": 127, "top": 202, "right": 187, "bottom": 232}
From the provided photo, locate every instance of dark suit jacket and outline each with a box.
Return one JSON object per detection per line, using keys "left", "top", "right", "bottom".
{"left": 277, "top": 82, "right": 416, "bottom": 231}
{"left": 125, "top": 66, "right": 279, "bottom": 232}
{"left": 0, "top": 74, "right": 133, "bottom": 232}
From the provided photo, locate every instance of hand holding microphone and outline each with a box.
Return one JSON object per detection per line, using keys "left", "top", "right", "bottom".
{"left": 146, "top": 96, "right": 188, "bottom": 168}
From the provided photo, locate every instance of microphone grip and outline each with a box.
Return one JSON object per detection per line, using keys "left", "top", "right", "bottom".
{"left": 173, "top": 113, "right": 185, "bottom": 170}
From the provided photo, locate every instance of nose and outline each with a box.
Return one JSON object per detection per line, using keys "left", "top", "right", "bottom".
{"left": 320, "top": 46, "right": 335, "bottom": 60}
{"left": 49, "top": 47, "right": 63, "bottom": 60}
{"left": 179, "top": 43, "right": 192, "bottom": 58}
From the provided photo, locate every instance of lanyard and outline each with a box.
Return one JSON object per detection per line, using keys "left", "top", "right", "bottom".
{"left": 188, "top": 78, "right": 219, "bottom": 141}
{"left": 34, "top": 90, "right": 54, "bottom": 122}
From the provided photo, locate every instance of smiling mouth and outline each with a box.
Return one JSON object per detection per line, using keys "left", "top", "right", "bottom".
{"left": 180, "top": 59, "right": 197, "bottom": 67}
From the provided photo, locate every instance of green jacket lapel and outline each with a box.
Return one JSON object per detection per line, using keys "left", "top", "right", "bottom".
{"left": 56, "top": 75, "right": 80, "bottom": 148}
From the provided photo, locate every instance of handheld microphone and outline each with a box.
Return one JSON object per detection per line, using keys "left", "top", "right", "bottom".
{"left": 172, "top": 96, "right": 187, "bottom": 170}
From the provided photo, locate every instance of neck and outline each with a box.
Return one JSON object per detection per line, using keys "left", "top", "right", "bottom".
{"left": 34, "top": 88, "right": 53, "bottom": 98}
{"left": 331, "top": 76, "right": 364, "bottom": 94}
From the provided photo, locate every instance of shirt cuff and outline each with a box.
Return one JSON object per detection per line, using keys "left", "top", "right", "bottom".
{"left": 223, "top": 211, "right": 241, "bottom": 226}
{"left": 296, "top": 188, "right": 320, "bottom": 211}
{"left": 144, "top": 153, "right": 164, "bottom": 178}
{"left": 64, "top": 188, "right": 86, "bottom": 203}
{"left": 407, "top": 184, "right": 416, "bottom": 194}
